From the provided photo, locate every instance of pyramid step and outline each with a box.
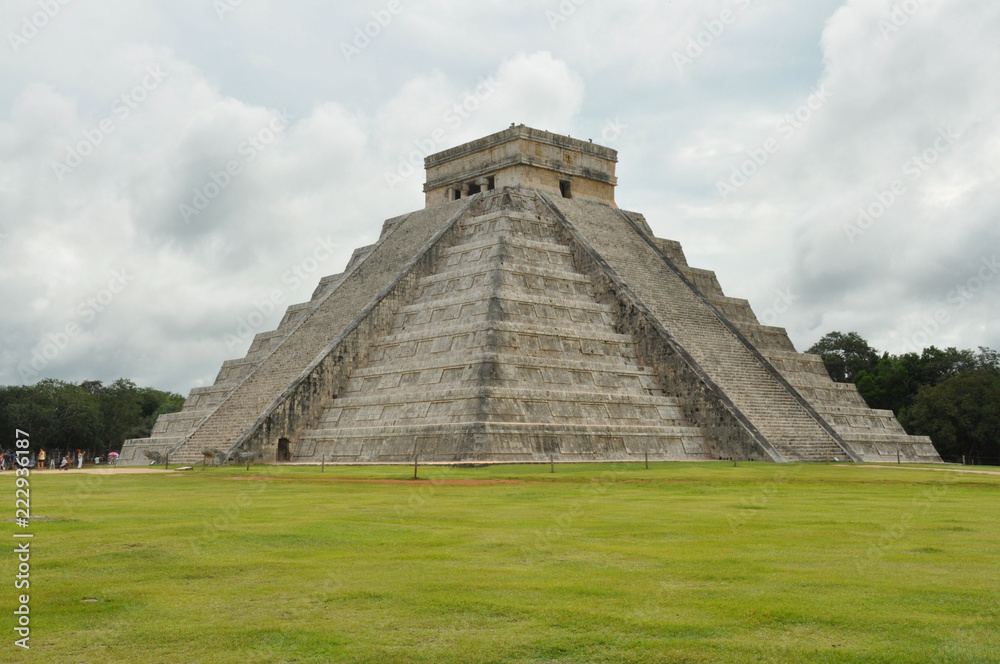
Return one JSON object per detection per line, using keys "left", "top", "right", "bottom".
{"left": 400, "top": 286, "right": 611, "bottom": 317}
{"left": 419, "top": 259, "right": 591, "bottom": 289}
{"left": 295, "top": 421, "right": 711, "bottom": 463}
{"left": 310, "top": 272, "right": 346, "bottom": 300}
{"left": 375, "top": 320, "right": 636, "bottom": 348}
{"left": 342, "top": 363, "right": 662, "bottom": 399}
{"left": 349, "top": 350, "right": 658, "bottom": 380}
{"left": 439, "top": 232, "right": 572, "bottom": 259}
{"left": 458, "top": 209, "right": 554, "bottom": 232}
{"left": 437, "top": 236, "right": 574, "bottom": 271}
{"left": 304, "top": 422, "right": 704, "bottom": 439}
{"left": 323, "top": 386, "right": 688, "bottom": 410}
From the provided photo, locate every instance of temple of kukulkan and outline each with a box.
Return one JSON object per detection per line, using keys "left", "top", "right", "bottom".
{"left": 122, "top": 125, "right": 941, "bottom": 466}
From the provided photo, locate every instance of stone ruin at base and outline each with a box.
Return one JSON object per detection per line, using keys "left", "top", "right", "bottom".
{"left": 122, "top": 125, "right": 941, "bottom": 465}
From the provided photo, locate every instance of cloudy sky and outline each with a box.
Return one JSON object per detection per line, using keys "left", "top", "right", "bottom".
{"left": 1, "top": 0, "right": 998, "bottom": 395}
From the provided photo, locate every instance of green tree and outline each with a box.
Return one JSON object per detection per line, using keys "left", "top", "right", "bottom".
{"left": 0, "top": 380, "right": 101, "bottom": 456}
{"left": 807, "top": 331, "right": 880, "bottom": 383}
{"left": 902, "top": 373, "right": 1000, "bottom": 464}
{"left": 0, "top": 379, "right": 184, "bottom": 457}
{"left": 854, "top": 346, "right": 981, "bottom": 415}
{"left": 98, "top": 379, "right": 143, "bottom": 454}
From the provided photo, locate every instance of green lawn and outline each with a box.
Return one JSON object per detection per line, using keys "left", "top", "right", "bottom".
{"left": 2, "top": 462, "right": 999, "bottom": 663}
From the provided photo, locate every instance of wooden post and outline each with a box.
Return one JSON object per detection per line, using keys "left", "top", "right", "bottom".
{"left": 962, "top": 455, "right": 966, "bottom": 466}
{"left": 645, "top": 450, "right": 649, "bottom": 471}
{"left": 550, "top": 455, "right": 554, "bottom": 474}
{"left": 413, "top": 456, "right": 418, "bottom": 480}
{"left": 164, "top": 453, "right": 169, "bottom": 470}
{"left": 322, "top": 455, "right": 325, "bottom": 473}
{"left": 897, "top": 447, "right": 901, "bottom": 465}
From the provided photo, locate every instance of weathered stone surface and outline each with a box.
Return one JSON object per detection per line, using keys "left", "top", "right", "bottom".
{"left": 122, "top": 127, "right": 940, "bottom": 465}
{"left": 424, "top": 125, "right": 618, "bottom": 209}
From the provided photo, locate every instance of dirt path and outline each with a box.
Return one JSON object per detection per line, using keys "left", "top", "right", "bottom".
{"left": 862, "top": 464, "right": 1000, "bottom": 477}
{"left": 229, "top": 476, "right": 540, "bottom": 485}
{"left": 23, "top": 468, "right": 175, "bottom": 475}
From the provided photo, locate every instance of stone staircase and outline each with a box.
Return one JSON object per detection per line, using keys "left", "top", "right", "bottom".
{"left": 120, "top": 201, "right": 468, "bottom": 465}
{"left": 564, "top": 203, "right": 939, "bottom": 463}
{"left": 297, "top": 203, "right": 712, "bottom": 462}
{"left": 547, "top": 196, "right": 853, "bottom": 463}
{"left": 641, "top": 227, "right": 938, "bottom": 463}
{"left": 118, "top": 292, "right": 325, "bottom": 464}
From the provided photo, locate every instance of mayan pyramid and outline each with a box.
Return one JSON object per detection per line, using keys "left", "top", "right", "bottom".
{"left": 121, "top": 125, "right": 941, "bottom": 465}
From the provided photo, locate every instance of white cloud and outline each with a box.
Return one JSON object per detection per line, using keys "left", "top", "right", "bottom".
{"left": 0, "top": 45, "right": 587, "bottom": 392}
{"left": 0, "top": 0, "right": 997, "bottom": 396}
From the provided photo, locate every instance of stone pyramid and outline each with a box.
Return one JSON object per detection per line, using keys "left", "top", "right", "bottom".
{"left": 122, "top": 126, "right": 941, "bottom": 465}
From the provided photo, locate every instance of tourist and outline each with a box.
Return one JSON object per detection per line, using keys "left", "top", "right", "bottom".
{"left": 59, "top": 455, "right": 70, "bottom": 471}
{"left": 77, "top": 449, "right": 84, "bottom": 469}
{"left": 37, "top": 448, "right": 46, "bottom": 470}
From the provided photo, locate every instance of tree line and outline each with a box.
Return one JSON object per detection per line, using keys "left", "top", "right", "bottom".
{"left": 2, "top": 336, "right": 997, "bottom": 465}
{"left": 808, "top": 332, "right": 1000, "bottom": 464}
{"left": 0, "top": 379, "right": 184, "bottom": 458}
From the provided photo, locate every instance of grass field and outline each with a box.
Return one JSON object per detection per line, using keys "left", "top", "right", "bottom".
{"left": 2, "top": 462, "right": 999, "bottom": 663}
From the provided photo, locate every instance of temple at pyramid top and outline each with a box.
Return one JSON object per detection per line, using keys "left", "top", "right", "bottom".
{"left": 423, "top": 124, "right": 618, "bottom": 208}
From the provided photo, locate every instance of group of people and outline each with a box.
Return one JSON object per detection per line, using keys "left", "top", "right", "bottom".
{"left": 37, "top": 448, "right": 80, "bottom": 470}
{"left": 32, "top": 448, "right": 82, "bottom": 471}
{"left": 0, "top": 449, "right": 119, "bottom": 471}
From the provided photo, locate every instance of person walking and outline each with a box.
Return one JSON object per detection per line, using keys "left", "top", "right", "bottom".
{"left": 59, "top": 455, "right": 70, "bottom": 471}
{"left": 37, "top": 448, "right": 46, "bottom": 470}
